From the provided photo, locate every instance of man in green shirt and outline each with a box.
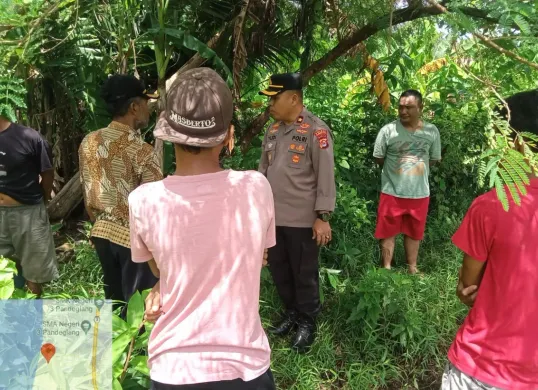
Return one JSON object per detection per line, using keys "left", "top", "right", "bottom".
{"left": 373, "top": 90, "right": 441, "bottom": 273}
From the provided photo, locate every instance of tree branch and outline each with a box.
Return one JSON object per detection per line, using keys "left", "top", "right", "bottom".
{"left": 232, "top": 0, "right": 251, "bottom": 100}
{"left": 303, "top": 5, "right": 442, "bottom": 83}
{"left": 239, "top": 4, "right": 528, "bottom": 151}
{"left": 239, "top": 107, "right": 271, "bottom": 151}
{"left": 425, "top": 0, "right": 538, "bottom": 71}
{"left": 239, "top": 4, "right": 498, "bottom": 150}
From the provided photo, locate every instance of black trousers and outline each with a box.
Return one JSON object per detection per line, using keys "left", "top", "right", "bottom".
{"left": 91, "top": 237, "right": 158, "bottom": 314}
{"left": 151, "top": 369, "right": 275, "bottom": 390}
{"left": 268, "top": 227, "right": 320, "bottom": 318}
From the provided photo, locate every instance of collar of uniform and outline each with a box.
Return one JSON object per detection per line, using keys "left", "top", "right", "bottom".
{"left": 294, "top": 108, "right": 309, "bottom": 126}
{"left": 108, "top": 121, "right": 138, "bottom": 135}
{"left": 284, "top": 108, "right": 309, "bottom": 134}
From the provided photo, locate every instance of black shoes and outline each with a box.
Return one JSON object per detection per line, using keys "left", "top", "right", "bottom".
{"left": 291, "top": 315, "right": 316, "bottom": 353}
{"left": 269, "top": 311, "right": 316, "bottom": 354}
{"left": 269, "top": 310, "right": 298, "bottom": 336}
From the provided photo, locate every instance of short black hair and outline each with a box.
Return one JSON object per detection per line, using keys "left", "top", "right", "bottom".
{"left": 180, "top": 144, "right": 203, "bottom": 154}
{"left": 104, "top": 96, "right": 145, "bottom": 118}
{"left": 499, "top": 89, "right": 538, "bottom": 152}
{"left": 100, "top": 74, "right": 149, "bottom": 117}
{"left": 400, "top": 89, "right": 423, "bottom": 106}
{"left": 500, "top": 90, "right": 538, "bottom": 134}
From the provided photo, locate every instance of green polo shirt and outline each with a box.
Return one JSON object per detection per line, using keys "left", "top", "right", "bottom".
{"left": 373, "top": 120, "right": 441, "bottom": 199}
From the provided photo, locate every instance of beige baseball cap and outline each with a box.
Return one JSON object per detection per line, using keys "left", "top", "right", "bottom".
{"left": 154, "top": 67, "right": 233, "bottom": 147}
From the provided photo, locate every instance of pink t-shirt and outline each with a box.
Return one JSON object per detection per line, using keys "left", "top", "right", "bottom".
{"left": 449, "top": 178, "right": 538, "bottom": 389}
{"left": 128, "top": 170, "right": 276, "bottom": 385}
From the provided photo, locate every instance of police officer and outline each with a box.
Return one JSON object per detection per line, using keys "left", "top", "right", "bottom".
{"left": 258, "top": 73, "right": 336, "bottom": 353}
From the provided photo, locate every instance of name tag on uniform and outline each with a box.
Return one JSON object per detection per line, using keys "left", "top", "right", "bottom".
{"left": 292, "top": 135, "right": 308, "bottom": 143}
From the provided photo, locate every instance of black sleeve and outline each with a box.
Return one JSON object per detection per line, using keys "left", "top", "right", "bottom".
{"left": 34, "top": 135, "right": 53, "bottom": 173}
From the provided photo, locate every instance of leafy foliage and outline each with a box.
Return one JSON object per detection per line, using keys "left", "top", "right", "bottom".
{"left": 0, "top": 76, "right": 26, "bottom": 122}
{"left": 479, "top": 112, "right": 536, "bottom": 210}
{"left": 0, "top": 257, "right": 18, "bottom": 299}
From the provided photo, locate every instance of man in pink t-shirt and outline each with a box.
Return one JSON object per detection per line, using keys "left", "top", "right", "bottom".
{"left": 128, "top": 68, "right": 276, "bottom": 389}
{"left": 442, "top": 126, "right": 538, "bottom": 388}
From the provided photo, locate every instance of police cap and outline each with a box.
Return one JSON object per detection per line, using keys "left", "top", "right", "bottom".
{"left": 259, "top": 73, "right": 303, "bottom": 96}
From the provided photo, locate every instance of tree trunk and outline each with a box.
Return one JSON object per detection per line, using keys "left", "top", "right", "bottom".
{"left": 240, "top": 107, "right": 271, "bottom": 152}
{"left": 47, "top": 172, "right": 82, "bottom": 221}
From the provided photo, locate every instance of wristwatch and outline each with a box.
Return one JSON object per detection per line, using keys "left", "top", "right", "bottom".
{"left": 317, "top": 212, "right": 331, "bottom": 222}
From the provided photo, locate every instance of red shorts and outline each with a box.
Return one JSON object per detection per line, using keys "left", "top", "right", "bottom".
{"left": 375, "top": 193, "right": 430, "bottom": 240}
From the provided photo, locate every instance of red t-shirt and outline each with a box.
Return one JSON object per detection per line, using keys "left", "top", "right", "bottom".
{"left": 449, "top": 178, "right": 538, "bottom": 389}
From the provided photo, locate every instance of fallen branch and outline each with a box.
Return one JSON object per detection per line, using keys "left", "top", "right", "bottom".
{"left": 47, "top": 172, "right": 82, "bottom": 221}
{"left": 424, "top": 0, "right": 538, "bottom": 71}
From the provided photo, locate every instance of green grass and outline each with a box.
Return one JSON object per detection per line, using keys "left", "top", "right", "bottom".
{"left": 259, "top": 238, "right": 466, "bottom": 390}
{"left": 48, "top": 216, "right": 468, "bottom": 389}
{"left": 47, "top": 240, "right": 104, "bottom": 298}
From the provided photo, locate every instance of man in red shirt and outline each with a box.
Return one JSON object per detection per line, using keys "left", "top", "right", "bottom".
{"left": 442, "top": 96, "right": 538, "bottom": 389}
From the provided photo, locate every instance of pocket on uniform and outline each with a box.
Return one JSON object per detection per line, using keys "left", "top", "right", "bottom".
{"left": 287, "top": 142, "right": 307, "bottom": 169}
{"left": 264, "top": 141, "right": 277, "bottom": 166}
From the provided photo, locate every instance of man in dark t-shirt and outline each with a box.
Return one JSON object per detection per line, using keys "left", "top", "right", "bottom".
{"left": 0, "top": 115, "right": 59, "bottom": 295}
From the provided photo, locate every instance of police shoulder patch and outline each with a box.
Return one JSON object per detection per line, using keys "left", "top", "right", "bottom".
{"left": 314, "top": 129, "right": 329, "bottom": 149}
{"left": 319, "top": 138, "right": 329, "bottom": 149}
{"left": 314, "top": 129, "right": 328, "bottom": 140}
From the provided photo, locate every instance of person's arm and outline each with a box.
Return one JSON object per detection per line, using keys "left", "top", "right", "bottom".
{"left": 83, "top": 196, "right": 97, "bottom": 223}
{"left": 140, "top": 146, "right": 164, "bottom": 185}
{"left": 128, "top": 192, "right": 157, "bottom": 266}
{"left": 258, "top": 127, "right": 270, "bottom": 176}
{"left": 430, "top": 127, "right": 442, "bottom": 166}
{"left": 40, "top": 169, "right": 54, "bottom": 203}
{"left": 34, "top": 136, "right": 54, "bottom": 203}
{"left": 144, "top": 280, "right": 161, "bottom": 323}
{"left": 456, "top": 254, "right": 486, "bottom": 307}
{"left": 311, "top": 128, "right": 336, "bottom": 246}
{"left": 128, "top": 192, "right": 162, "bottom": 320}
{"left": 264, "top": 178, "right": 276, "bottom": 266}
{"left": 78, "top": 147, "right": 96, "bottom": 222}
{"left": 373, "top": 126, "right": 387, "bottom": 167}
{"left": 147, "top": 259, "right": 160, "bottom": 278}
{"left": 452, "top": 196, "right": 496, "bottom": 307}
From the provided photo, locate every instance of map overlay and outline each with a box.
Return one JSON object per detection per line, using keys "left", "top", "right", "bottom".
{"left": 0, "top": 299, "right": 112, "bottom": 389}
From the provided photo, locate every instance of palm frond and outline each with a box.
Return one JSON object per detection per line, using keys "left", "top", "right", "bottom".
{"left": 0, "top": 76, "right": 26, "bottom": 121}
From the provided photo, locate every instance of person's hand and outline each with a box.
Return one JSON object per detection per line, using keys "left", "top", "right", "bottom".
{"left": 312, "top": 219, "right": 332, "bottom": 246}
{"left": 456, "top": 269, "right": 478, "bottom": 307}
{"left": 144, "top": 281, "right": 162, "bottom": 323}
{"left": 263, "top": 248, "right": 268, "bottom": 267}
